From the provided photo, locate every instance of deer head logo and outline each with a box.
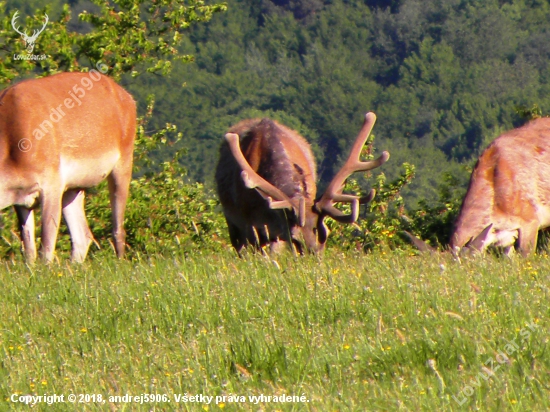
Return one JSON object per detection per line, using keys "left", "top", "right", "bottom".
{"left": 11, "top": 11, "right": 49, "bottom": 54}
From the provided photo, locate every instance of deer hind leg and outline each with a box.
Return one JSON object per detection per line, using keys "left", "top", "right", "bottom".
{"left": 107, "top": 161, "right": 132, "bottom": 258}
{"left": 39, "top": 188, "right": 63, "bottom": 262}
{"left": 14, "top": 206, "right": 37, "bottom": 263}
{"left": 62, "top": 189, "right": 93, "bottom": 263}
{"left": 517, "top": 221, "right": 539, "bottom": 257}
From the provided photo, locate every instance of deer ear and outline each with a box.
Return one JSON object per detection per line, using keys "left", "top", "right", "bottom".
{"left": 465, "top": 224, "right": 493, "bottom": 252}
{"left": 403, "top": 231, "right": 437, "bottom": 253}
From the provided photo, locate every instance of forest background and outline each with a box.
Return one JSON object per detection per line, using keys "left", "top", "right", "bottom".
{"left": 1, "top": 4, "right": 549, "bottom": 410}
{"left": 1, "top": 0, "right": 549, "bottom": 255}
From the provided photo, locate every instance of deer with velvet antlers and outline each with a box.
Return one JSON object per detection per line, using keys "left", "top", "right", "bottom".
{"left": 215, "top": 112, "right": 389, "bottom": 254}
{"left": 0, "top": 72, "right": 136, "bottom": 263}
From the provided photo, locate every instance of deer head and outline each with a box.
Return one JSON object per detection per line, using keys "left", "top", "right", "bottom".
{"left": 12, "top": 11, "right": 49, "bottom": 54}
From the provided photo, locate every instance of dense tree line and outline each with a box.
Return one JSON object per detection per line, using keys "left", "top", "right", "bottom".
{"left": 111, "top": 0, "right": 548, "bottom": 208}
{"left": 4, "top": 0, "right": 550, "bottom": 207}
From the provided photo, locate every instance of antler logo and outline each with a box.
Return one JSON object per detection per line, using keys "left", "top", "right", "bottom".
{"left": 11, "top": 11, "right": 49, "bottom": 54}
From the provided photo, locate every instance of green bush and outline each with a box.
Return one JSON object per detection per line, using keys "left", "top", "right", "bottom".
{"left": 83, "top": 97, "right": 228, "bottom": 257}
{"left": 406, "top": 172, "right": 467, "bottom": 248}
{"left": 85, "top": 171, "right": 226, "bottom": 257}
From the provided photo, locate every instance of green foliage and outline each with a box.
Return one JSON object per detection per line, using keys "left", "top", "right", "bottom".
{"left": 324, "top": 128, "right": 416, "bottom": 251}
{"left": 407, "top": 171, "right": 469, "bottom": 248}
{"left": 129, "top": 0, "right": 550, "bottom": 215}
{"left": 85, "top": 169, "right": 226, "bottom": 257}
{"left": 91, "top": 95, "right": 226, "bottom": 256}
{"left": 0, "top": 0, "right": 227, "bottom": 83}
{"left": 78, "top": 0, "right": 227, "bottom": 79}
{"left": 515, "top": 103, "right": 543, "bottom": 121}
{"left": 0, "top": 211, "right": 21, "bottom": 260}
{"left": 325, "top": 156, "right": 472, "bottom": 252}
{"left": 364, "top": 162, "right": 415, "bottom": 247}
{"left": 327, "top": 162, "right": 415, "bottom": 251}
{"left": 124, "top": 96, "right": 227, "bottom": 255}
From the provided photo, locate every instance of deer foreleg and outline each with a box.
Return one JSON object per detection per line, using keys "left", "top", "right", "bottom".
{"left": 14, "top": 206, "right": 36, "bottom": 263}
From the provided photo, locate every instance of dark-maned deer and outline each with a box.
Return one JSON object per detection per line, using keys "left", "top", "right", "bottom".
{"left": 0, "top": 71, "right": 136, "bottom": 262}
{"left": 215, "top": 112, "right": 389, "bottom": 254}
{"left": 450, "top": 117, "right": 550, "bottom": 256}
{"left": 406, "top": 117, "right": 550, "bottom": 257}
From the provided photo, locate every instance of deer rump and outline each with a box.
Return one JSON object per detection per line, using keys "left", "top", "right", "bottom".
{"left": 451, "top": 117, "right": 550, "bottom": 256}
{"left": 216, "top": 114, "right": 389, "bottom": 254}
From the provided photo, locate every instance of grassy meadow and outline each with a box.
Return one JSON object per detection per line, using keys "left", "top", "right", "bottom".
{"left": 0, "top": 248, "right": 548, "bottom": 411}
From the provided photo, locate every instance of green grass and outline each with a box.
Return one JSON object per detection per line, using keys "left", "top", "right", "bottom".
{"left": 0, "top": 249, "right": 548, "bottom": 411}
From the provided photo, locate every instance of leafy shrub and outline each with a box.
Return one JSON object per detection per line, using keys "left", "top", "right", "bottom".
{"left": 326, "top": 163, "right": 415, "bottom": 251}
{"left": 406, "top": 172, "right": 467, "bottom": 248}
{"left": 515, "top": 103, "right": 543, "bottom": 121}
{"left": 83, "top": 97, "right": 228, "bottom": 257}
{"left": 85, "top": 169, "right": 226, "bottom": 257}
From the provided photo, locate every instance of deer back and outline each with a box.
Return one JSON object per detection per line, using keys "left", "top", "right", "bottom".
{"left": 0, "top": 72, "right": 135, "bottom": 189}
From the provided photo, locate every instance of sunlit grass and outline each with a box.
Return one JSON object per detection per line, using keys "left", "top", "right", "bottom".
{"left": 0, "top": 249, "right": 548, "bottom": 411}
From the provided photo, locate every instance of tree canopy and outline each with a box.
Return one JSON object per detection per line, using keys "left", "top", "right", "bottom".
{"left": 2, "top": 0, "right": 550, "bottom": 209}
{"left": 121, "top": 0, "right": 550, "bottom": 207}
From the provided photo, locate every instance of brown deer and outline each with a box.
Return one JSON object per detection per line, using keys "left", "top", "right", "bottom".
{"left": 215, "top": 112, "right": 389, "bottom": 254}
{"left": 0, "top": 71, "right": 136, "bottom": 262}
{"left": 406, "top": 117, "right": 550, "bottom": 257}
{"left": 450, "top": 117, "right": 550, "bottom": 256}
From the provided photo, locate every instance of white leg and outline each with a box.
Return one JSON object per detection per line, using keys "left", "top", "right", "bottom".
{"left": 14, "top": 206, "right": 37, "bottom": 263}
{"left": 62, "top": 189, "right": 93, "bottom": 263}
{"left": 39, "top": 188, "right": 63, "bottom": 262}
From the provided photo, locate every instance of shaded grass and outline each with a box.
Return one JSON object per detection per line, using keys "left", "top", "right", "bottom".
{"left": 0, "top": 249, "right": 548, "bottom": 411}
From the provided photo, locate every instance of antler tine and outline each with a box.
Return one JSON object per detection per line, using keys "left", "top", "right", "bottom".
{"left": 318, "top": 189, "right": 377, "bottom": 224}
{"left": 30, "top": 13, "right": 48, "bottom": 39}
{"left": 225, "top": 132, "right": 296, "bottom": 211}
{"left": 39, "top": 13, "right": 48, "bottom": 32}
{"left": 11, "top": 11, "right": 27, "bottom": 36}
{"left": 316, "top": 112, "right": 389, "bottom": 223}
{"left": 359, "top": 188, "right": 376, "bottom": 204}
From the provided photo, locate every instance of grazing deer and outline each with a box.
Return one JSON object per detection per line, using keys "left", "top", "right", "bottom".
{"left": 405, "top": 117, "right": 550, "bottom": 257}
{"left": 215, "top": 112, "right": 389, "bottom": 254}
{"left": 0, "top": 71, "right": 136, "bottom": 262}
{"left": 450, "top": 117, "right": 550, "bottom": 256}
